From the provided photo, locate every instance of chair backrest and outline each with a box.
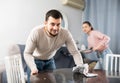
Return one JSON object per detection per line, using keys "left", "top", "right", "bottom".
{"left": 18, "top": 44, "right": 27, "bottom": 72}
{"left": 4, "top": 54, "right": 25, "bottom": 83}
{"left": 105, "top": 54, "right": 120, "bottom": 77}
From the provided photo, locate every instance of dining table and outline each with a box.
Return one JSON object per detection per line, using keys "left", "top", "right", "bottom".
{"left": 30, "top": 68, "right": 120, "bottom": 83}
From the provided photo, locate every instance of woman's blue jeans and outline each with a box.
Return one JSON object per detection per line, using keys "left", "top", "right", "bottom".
{"left": 26, "top": 58, "right": 56, "bottom": 83}
{"left": 94, "top": 47, "right": 112, "bottom": 70}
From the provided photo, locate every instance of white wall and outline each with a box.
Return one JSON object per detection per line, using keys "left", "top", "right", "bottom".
{"left": 0, "top": 0, "right": 83, "bottom": 62}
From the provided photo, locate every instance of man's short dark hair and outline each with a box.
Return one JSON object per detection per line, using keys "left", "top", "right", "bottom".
{"left": 45, "top": 9, "right": 63, "bottom": 21}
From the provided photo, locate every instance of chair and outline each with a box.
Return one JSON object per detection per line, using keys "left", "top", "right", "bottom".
{"left": 105, "top": 54, "right": 120, "bottom": 77}
{"left": 4, "top": 43, "right": 26, "bottom": 83}
{"left": 4, "top": 54, "right": 25, "bottom": 83}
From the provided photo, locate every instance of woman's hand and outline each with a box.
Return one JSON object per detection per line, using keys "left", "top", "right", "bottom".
{"left": 93, "top": 45, "right": 106, "bottom": 51}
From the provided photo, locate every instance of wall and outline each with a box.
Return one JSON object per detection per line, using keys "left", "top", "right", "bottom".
{"left": 0, "top": 0, "right": 83, "bottom": 63}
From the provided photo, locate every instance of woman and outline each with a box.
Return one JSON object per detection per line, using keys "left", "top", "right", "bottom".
{"left": 82, "top": 21, "right": 112, "bottom": 70}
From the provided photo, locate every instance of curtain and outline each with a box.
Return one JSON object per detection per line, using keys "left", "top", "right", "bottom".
{"left": 82, "top": 0, "right": 120, "bottom": 53}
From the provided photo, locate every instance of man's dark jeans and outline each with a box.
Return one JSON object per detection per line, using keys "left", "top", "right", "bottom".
{"left": 26, "top": 58, "right": 56, "bottom": 83}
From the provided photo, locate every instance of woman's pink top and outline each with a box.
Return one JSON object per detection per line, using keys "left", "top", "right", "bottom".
{"left": 87, "top": 30, "right": 110, "bottom": 51}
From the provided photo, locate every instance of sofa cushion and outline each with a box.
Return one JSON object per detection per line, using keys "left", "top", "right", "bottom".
{"left": 54, "top": 47, "right": 76, "bottom": 69}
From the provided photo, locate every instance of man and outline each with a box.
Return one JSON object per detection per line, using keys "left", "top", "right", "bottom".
{"left": 24, "top": 9, "right": 85, "bottom": 83}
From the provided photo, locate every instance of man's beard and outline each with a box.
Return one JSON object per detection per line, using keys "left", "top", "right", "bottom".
{"left": 44, "top": 27, "right": 59, "bottom": 37}
{"left": 48, "top": 31, "right": 58, "bottom": 37}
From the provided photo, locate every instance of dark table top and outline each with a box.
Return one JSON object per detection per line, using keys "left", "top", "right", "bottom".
{"left": 30, "top": 68, "right": 120, "bottom": 83}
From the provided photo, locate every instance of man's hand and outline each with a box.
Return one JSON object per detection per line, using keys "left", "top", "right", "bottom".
{"left": 72, "top": 63, "right": 89, "bottom": 75}
{"left": 31, "top": 69, "right": 38, "bottom": 75}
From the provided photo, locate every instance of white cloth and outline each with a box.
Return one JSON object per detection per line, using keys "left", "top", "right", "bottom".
{"left": 72, "top": 63, "right": 89, "bottom": 75}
